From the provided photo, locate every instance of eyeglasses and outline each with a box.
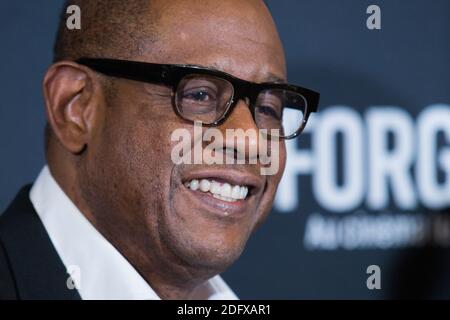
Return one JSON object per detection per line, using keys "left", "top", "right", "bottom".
{"left": 76, "top": 58, "right": 320, "bottom": 139}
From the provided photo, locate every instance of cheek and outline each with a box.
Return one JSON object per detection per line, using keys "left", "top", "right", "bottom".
{"left": 279, "top": 142, "right": 287, "bottom": 179}
{"left": 93, "top": 108, "right": 177, "bottom": 213}
{"left": 255, "top": 141, "right": 286, "bottom": 219}
{"left": 124, "top": 124, "right": 176, "bottom": 199}
{"left": 269, "top": 139, "right": 287, "bottom": 184}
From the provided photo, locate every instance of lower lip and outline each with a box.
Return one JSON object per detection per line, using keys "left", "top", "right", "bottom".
{"left": 181, "top": 184, "right": 250, "bottom": 218}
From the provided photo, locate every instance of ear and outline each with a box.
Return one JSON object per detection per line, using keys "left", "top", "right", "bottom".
{"left": 43, "top": 61, "right": 103, "bottom": 154}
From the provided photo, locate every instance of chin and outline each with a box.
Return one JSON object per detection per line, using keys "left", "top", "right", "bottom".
{"left": 160, "top": 219, "right": 251, "bottom": 272}
{"left": 169, "top": 210, "right": 256, "bottom": 271}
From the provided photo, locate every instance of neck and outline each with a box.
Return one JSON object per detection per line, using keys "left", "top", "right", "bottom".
{"left": 108, "top": 235, "right": 218, "bottom": 300}
{"left": 146, "top": 277, "right": 211, "bottom": 300}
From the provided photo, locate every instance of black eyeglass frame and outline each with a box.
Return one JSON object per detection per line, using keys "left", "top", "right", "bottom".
{"left": 76, "top": 58, "right": 320, "bottom": 139}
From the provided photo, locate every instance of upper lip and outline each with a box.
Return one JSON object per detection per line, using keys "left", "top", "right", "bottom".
{"left": 182, "top": 168, "right": 264, "bottom": 192}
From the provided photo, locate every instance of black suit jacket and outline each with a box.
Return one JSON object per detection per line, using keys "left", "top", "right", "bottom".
{"left": 0, "top": 185, "right": 81, "bottom": 300}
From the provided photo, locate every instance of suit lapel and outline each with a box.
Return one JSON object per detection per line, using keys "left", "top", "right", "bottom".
{"left": 0, "top": 185, "right": 81, "bottom": 300}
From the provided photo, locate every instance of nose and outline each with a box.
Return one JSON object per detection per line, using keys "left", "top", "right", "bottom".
{"left": 215, "top": 99, "right": 261, "bottom": 163}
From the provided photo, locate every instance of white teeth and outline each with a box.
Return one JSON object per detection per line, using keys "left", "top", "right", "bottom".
{"left": 210, "top": 181, "right": 221, "bottom": 194}
{"left": 199, "top": 179, "right": 211, "bottom": 192}
{"left": 221, "top": 183, "right": 232, "bottom": 198}
{"left": 231, "top": 185, "right": 241, "bottom": 199}
{"left": 189, "top": 179, "right": 199, "bottom": 191}
{"left": 213, "top": 193, "right": 236, "bottom": 203}
{"left": 240, "top": 186, "right": 248, "bottom": 199}
{"left": 184, "top": 178, "right": 250, "bottom": 202}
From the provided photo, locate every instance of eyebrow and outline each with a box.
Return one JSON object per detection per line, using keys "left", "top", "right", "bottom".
{"left": 205, "top": 62, "right": 287, "bottom": 84}
{"left": 265, "top": 73, "right": 287, "bottom": 84}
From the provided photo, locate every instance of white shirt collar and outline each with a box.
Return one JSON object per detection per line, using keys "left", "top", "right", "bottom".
{"left": 29, "top": 166, "right": 238, "bottom": 300}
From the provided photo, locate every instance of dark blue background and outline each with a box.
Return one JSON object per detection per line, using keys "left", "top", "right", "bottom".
{"left": 1, "top": 1, "right": 449, "bottom": 299}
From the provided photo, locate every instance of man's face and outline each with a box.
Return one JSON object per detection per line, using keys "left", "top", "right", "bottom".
{"left": 80, "top": 0, "right": 287, "bottom": 276}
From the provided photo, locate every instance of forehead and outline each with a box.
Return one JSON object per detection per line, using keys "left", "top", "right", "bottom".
{"left": 134, "top": 0, "right": 286, "bottom": 83}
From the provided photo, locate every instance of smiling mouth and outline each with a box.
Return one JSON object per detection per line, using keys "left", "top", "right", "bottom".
{"left": 179, "top": 169, "right": 263, "bottom": 217}
{"left": 184, "top": 179, "right": 249, "bottom": 203}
